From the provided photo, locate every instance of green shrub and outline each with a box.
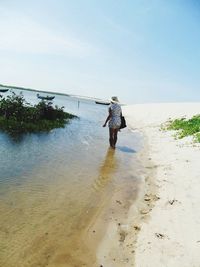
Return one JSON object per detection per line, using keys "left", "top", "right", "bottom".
{"left": 0, "top": 92, "right": 76, "bottom": 135}
{"left": 165, "top": 115, "right": 200, "bottom": 142}
{"left": 195, "top": 133, "right": 200, "bottom": 142}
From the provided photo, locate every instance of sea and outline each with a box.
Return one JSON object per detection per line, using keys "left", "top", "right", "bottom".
{"left": 0, "top": 88, "right": 143, "bottom": 266}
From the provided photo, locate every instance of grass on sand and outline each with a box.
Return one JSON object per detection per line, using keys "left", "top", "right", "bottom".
{"left": 164, "top": 115, "right": 200, "bottom": 142}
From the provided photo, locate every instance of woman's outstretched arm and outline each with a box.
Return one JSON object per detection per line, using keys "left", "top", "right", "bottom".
{"left": 103, "top": 108, "right": 111, "bottom": 127}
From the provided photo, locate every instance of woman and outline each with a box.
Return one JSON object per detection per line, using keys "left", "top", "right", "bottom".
{"left": 103, "top": 96, "right": 122, "bottom": 149}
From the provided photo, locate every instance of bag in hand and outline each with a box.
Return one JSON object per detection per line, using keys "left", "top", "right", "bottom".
{"left": 120, "top": 116, "right": 127, "bottom": 129}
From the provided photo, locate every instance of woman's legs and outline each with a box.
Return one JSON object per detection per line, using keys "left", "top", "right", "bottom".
{"left": 109, "top": 128, "right": 119, "bottom": 148}
{"left": 113, "top": 129, "right": 119, "bottom": 147}
{"left": 109, "top": 128, "right": 114, "bottom": 147}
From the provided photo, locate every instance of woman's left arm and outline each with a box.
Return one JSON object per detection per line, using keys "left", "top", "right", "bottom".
{"left": 103, "top": 108, "right": 112, "bottom": 127}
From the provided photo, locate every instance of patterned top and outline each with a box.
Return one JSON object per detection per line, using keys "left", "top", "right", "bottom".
{"left": 108, "top": 103, "right": 122, "bottom": 129}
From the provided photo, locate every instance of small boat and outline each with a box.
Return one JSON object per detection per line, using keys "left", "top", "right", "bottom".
{"left": 0, "top": 89, "right": 9, "bottom": 93}
{"left": 95, "top": 101, "right": 110, "bottom": 106}
{"left": 37, "top": 94, "right": 55, "bottom": 101}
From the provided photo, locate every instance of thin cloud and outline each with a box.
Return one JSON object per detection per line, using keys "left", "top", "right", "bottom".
{"left": 103, "top": 15, "right": 143, "bottom": 44}
{"left": 104, "top": 16, "right": 132, "bottom": 35}
{"left": 0, "top": 11, "right": 96, "bottom": 57}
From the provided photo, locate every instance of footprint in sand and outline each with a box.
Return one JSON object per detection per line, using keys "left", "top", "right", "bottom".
{"left": 155, "top": 233, "right": 165, "bottom": 239}
{"left": 140, "top": 209, "right": 150, "bottom": 215}
{"left": 134, "top": 225, "right": 141, "bottom": 231}
{"left": 119, "top": 230, "right": 127, "bottom": 242}
{"left": 168, "top": 199, "right": 179, "bottom": 205}
{"left": 144, "top": 194, "right": 160, "bottom": 201}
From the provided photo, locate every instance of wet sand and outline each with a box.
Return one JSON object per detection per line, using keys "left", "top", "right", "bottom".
{"left": 96, "top": 134, "right": 157, "bottom": 267}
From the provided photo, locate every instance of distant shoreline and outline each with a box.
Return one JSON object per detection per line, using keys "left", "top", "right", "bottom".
{"left": 0, "top": 83, "right": 106, "bottom": 102}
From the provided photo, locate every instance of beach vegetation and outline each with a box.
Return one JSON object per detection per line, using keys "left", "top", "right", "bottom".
{"left": 0, "top": 91, "right": 76, "bottom": 135}
{"left": 165, "top": 115, "right": 200, "bottom": 142}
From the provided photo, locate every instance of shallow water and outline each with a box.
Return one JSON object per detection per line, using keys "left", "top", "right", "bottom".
{"left": 0, "top": 89, "right": 143, "bottom": 267}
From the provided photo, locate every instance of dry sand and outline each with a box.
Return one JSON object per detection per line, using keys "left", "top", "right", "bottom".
{"left": 97, "top": 103, "right": 200, "bottom": 267}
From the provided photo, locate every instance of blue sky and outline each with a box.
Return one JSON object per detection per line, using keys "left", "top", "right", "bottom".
{"left": 0, "top": 0, "right": 200, "bottom": 104}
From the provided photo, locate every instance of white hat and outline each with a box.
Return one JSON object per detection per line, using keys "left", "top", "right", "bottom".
{"left": 110, "top": 96, "right": 119, "bottom": 103}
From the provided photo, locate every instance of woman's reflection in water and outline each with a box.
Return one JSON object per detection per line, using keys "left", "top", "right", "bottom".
{"left": 93, "top": 148, "right": 118, "bottom": 191}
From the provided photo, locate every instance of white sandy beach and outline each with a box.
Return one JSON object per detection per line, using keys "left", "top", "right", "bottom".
{"left": 96, "top": 103, "right": 200, "bottom": 267}
{"left": 121, "top": 103, "right": 200, "bottom": 267}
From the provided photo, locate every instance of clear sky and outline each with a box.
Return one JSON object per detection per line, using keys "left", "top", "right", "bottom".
{"left": 0, "top": 0, "right": 200, "bottom": 104}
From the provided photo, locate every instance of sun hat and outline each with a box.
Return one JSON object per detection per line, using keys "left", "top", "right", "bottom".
{"left": 110, "top": 96, "right": 119, "bottom": 103}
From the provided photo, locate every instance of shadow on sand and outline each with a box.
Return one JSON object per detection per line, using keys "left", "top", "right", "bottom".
{"left": 117, "top": 146, "right": 136, "bottom": 153}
